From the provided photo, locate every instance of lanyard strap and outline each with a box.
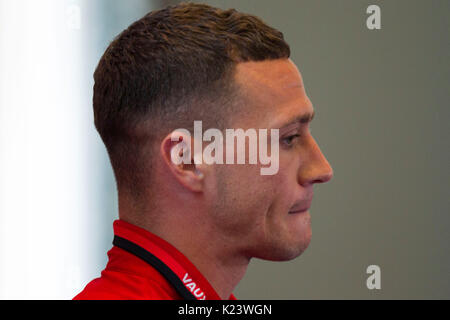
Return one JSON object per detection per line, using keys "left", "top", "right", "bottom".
{"left": 113, "top": 235, "right": 197, "bottom": 300}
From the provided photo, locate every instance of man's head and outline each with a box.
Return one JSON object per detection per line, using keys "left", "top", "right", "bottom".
{"left": 210, "top": 59, "right": 333, "bottom": 261}
{"left": 94, "top": 2, "right": 289, "bottom": 201}
{"left": 94, "top": 2, "right": 332, "bottom": 261}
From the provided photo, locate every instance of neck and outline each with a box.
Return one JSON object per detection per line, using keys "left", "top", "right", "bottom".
{"left": 120, "top": 204, "right": 250, "bottom": 299}
{"left": 176, "top": 227, "right": 250, "bottom": 299}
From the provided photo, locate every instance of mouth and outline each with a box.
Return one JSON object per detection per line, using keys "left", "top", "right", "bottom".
{"left": 288, "top": 207, "right": 309, "bottom": 214}
{"left": 288, "top": 198, "right": 312, "bottom": 214}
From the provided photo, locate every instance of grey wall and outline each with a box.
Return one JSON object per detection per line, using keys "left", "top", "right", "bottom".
{"left": 161, "top": 0, "right": 450, "bottom": 299}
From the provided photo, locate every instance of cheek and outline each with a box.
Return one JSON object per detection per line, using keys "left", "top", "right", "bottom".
{"left": 226, "top": 163, "right": 296, "bottom": 220}
{"left": 269, "top": 165, "right": 298, "bottom": 206}
{"left": 210, "top": 154, "right": 300, "bottom": 238}
{"left": 212, "top": 165, "right": 277, "bottom": 231}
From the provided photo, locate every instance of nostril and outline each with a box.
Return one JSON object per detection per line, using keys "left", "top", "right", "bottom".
{"left": 322, "top": 168, "right": 333, "bottom": 183}
{"left": 313, "top": 168, "right": 333, "bottom": 184}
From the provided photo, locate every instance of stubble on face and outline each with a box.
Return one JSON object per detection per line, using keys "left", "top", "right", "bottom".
{"left": 207, "top": 59, "right": 314, "bottom": 261}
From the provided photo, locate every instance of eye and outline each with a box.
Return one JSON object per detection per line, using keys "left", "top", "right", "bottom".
{"left": 281, "top": 134, "right": 301, "bottom": 147}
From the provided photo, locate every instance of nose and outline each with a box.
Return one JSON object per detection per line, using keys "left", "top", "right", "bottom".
{"left": 298, "top": 136, "right": 333, "bottom": 186}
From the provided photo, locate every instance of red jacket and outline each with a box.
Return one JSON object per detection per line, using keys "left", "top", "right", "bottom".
{"left": 74, "top": 220, "right": 236, "bottom": 300}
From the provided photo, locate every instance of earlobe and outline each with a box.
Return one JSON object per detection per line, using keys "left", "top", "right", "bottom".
{"left": 160, "top": 131, "right": 205, "bottom": 192}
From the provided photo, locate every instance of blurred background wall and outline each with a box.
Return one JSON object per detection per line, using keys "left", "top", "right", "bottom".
{"left": 0, "top": 0, "right": 448, "bottom": 299}
{"left": 0, "top": 0, "right": 159, "bottom": 299}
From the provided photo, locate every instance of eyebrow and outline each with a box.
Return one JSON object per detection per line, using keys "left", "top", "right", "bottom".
{"left": 278, "top": 110, "right": 315, "bottom": 129}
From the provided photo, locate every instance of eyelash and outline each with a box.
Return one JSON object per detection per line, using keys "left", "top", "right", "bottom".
{"left": 281, "top": 134, "right": 301, "bottom": 147}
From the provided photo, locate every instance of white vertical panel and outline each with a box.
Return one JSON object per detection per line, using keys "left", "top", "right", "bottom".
{"left": 0, "top": 0, "right": 155, "bottom": 299}
{"left": 0, "top": 0, "right": 88, "bottom": 299}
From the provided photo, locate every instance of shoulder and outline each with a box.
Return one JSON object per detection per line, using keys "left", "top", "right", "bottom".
{"left": 73, "top": 268, "right": 181, "bottom": 300}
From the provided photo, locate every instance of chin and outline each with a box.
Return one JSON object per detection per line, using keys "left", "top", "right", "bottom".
{"left": 255, "top": 242, "right": 310, "bottom": 262}
{"left": 278, "top": 236, "right": 311, "bottom": 261}
{"left": 254, "top": 229, "right": 312, "bottom": 262}
{"left": 274, "top": 211, "right": 312, "bottom": 260}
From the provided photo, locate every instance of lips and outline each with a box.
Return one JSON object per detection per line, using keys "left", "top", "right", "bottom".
{"left": 288, "top": 198, "right": 312, "bottom": 214}
{"left": 288, "top": 207, "right": 309, "bottom": 214}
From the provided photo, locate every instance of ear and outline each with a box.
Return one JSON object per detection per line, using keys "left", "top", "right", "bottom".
{"left": 160, "top": 129, "right": 205, "bottom": 192}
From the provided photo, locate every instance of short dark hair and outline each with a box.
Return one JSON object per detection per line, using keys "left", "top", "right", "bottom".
{"left": 93, "top": 2, "right": 290, "bottom": 201}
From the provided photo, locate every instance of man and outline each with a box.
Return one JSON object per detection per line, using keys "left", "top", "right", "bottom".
{"left": 74, "top": 2, "right": 333, "bottom": 300}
